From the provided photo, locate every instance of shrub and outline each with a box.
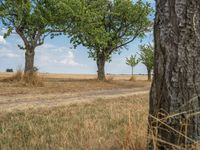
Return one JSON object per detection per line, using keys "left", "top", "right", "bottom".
{"left": 6, "top": 68, "right": 14, "bottom": 72}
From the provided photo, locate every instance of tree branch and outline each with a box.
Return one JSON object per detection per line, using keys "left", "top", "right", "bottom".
{"left": 16, "top": 27, "right": 29, "bottom": 46}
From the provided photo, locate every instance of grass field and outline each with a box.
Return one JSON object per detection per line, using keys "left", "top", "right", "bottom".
{"left": 0, "top": 72, "right": 149, "bottom": 81}
{"left": 1, "top": 73, "right": 199, "bottom": 149}
{"left": 0, "top": 73, "right": 150, "bottom": 96}
{"left": 0, "top": 73, "right": 150, "bottom": 150}
{"left": 0, "top": 94, "right": 148, "bottom": 150}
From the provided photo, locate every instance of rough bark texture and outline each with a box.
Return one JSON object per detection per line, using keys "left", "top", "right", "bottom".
{"left": 149, "top": 0, "right": 200, "bottom": 149}
{"left": 25, "top": 47, "right": 35, "bottom": 73}
{"left": 97, "top": 54, "right": 106, "bottom": 80}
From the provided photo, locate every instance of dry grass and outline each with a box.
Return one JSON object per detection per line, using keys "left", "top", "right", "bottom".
{"left": 0, "top": 94, "right": 148, "bottom": 150}
{"left": 2, "top": 69, "right": 23, "bottom": 82}
{"left": 1, "top": 70, "right": 43, "bottom": 87}
{"left": 0, "top": 94, "right": 200, "bottom": 150}
{"left": 148, "top": 111, "right": 200, "bottom": 150}
{"left": 129, "top": 76, "right": 136, "bottom": 81}
{"left": 23, "top": 72, "right": 43, "bottom": 87}
{"left": 0, "top": 72, "right": 149, "bottom": 81}
{"left": 4, "top": 72, "right": 199, "bottom": 149}
{"left": 0, "top": 73, "right": 150, "bottom": 97}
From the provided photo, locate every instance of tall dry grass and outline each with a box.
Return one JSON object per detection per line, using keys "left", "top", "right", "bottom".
{"left": 1, "top": 69, "right": 43, "bottom": 87}
{"left": 147, "top": 106, "right": 200, "bottom": 149}
{"left": 0, "top": 77, "right": 199, "bottom": 150}
{"left": 0, "top": 95, "right": 148, "bottom": 150}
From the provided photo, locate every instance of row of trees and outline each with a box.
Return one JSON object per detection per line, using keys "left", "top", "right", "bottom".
{"left": 126, "top": 43, "right": 154, "bottom": 81}
{"left": 1, "top": 0, "right": 200, "bottom": 149}
{"left": 0, "top": 0, "right": 153, "bottom": 80}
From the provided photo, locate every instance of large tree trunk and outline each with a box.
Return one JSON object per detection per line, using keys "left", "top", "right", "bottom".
{"left": 24, "top": 47, "right": 35, "bottom": 73}
{"left": 97, "top": 53, "right": 106, "bottom": 80}
{"left": 147, "top": 68, "right": 151, "bottom": 81}
{"left": 149, "top": 0, "right": 200, "bottom": 149}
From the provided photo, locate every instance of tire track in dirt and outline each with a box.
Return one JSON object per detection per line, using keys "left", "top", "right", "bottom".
{"left": 0, "top": 87, "right": 149, "bottom": 112}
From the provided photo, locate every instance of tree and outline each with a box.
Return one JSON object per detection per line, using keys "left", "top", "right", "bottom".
{"left": 126, "top": 55, "right": 139, "bottom": 79}
{"left": 0, "top": 0, "right": 56, "bottom": 73}
{"left": 149, "top": 0, "right": 200, "bottom": 149}
{"left": 68, "top": 0, "right": 152, "bottom": 80}
{"left": 139, "top": 43, "right": 154, "bottom": 81}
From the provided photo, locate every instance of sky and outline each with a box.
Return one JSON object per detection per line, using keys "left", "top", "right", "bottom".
{"left": 0, "top": 0, "right": 155, "bottom": 75}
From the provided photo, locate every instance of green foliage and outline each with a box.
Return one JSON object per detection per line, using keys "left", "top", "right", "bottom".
{"left": 49, "top": 0, "right": 84, "bottom": 38}
{"left": 0, "top": 0, "right": 57, "bottom": 49}
{"left": 126, "top": 54, "right": 140, "bottom": 68}
{"left": 67, "top": 0, "right": 153, "bottom": 62}
{"left": 139, "top": 43, "right": 154, "bottom": 71}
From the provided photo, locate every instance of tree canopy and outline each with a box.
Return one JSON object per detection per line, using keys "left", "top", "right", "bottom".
{"left": 126, "top": 54, "right": 139, "bottom": 78}
{"left": 0, "top": 0, "right": 153, "bottom": 79}
{"left": 139, "top": 43, "right": 154, "bottom": 72}
{"left": 126, "top": 54, "right": 140, "bottom": 68}
{"left": 70, "top": 0, "right": 152, "bottom": 60}
{"left": 0, "top": 0, "right": 61, "bottom": 72}
{"left": 0, "top": 0, "right": 54, "bottom": 48}
{"left": 139, "top": 43, "right": 154, "bottom": 80}
{"left": 65, "top": 0, "right": 153, "bottom": 80}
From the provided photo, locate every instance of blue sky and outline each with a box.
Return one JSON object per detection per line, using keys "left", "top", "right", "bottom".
{"left": 0, "top": 0, "right": 155, "bottom": 75}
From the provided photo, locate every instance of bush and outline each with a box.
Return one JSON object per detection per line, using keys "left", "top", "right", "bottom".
{"left": 2, "top": 69, "right": 23, "bottom": 82}
{"left": 6, "top": 68, "right": 14, "bottom": 72}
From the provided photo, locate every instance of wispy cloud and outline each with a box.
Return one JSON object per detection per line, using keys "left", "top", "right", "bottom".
{"left": 36, "top": 44, "right": 87, "bottom": 69}
{"left": 60, "top": 50, "right": 85, "bottom": 67}
{"left": 0, "top": 36, "right": 6, "bottom": 45}
{"left": 0, "top": 53, "right": 19, "bottom": 58}
{"left": 0, "top": 28, "right": 8, "bottom": 35}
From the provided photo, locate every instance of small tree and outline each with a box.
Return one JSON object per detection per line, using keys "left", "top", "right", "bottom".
{"left": 0, "top": 0, "right": 56, "bottom": 73}
{"left": 126, "top": 55, "right": 139, "bottom": 79}
{"left": 139, "top": 43, "right": 154, "bottom": 81}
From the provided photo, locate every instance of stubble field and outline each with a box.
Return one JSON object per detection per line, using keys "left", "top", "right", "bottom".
{"left": 0, "top": 73, "right": 150, "bottom": 150}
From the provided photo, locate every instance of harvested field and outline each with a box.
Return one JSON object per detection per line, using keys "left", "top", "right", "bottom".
{"left": 0, "top": 73, "right": 151, "bottom": 150}
{"left": 0, "top": 94, "right": 149, "bottom": 150}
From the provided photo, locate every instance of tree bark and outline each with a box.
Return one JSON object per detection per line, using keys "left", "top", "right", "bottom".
{"left": 147, "top": 68, "right": 151, "bottom": 81}
{"left": 149, "top": 0, "right": 200, "bottom": 149}
{"left": 97, "top": 53, "right": 106, "bottom": 80}
{"left": 24, "top": 47, "right": 35, "bottom": 73}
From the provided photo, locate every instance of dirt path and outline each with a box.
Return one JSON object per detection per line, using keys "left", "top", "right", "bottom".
{"left": 0, "top": 87, "right": 149, "bottom": 112}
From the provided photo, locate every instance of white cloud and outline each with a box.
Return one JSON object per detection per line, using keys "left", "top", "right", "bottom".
{"left": 3, "top": 53, "right": 19, "bottom": 58}
{"left": 39, "top": 43, "right": 55, "bottom": 50}
{"left": 35, "top": 44, "right": 87, "bottom": 69}
{"left": 0, "top": 28, "right": 8, "bottom": 35}
{"left": 0, "top": 36, "right": 6, "bottom": 45}
{"left": 0, "top": 42, "right": 21, "bottom": 58}
{"left": 60, "top": 50, "right": 81, "bottom": 66}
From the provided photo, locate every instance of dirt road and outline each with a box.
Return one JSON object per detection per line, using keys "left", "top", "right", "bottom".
{"left": 0, "top": 87, "right": 149, "bottom": 112}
